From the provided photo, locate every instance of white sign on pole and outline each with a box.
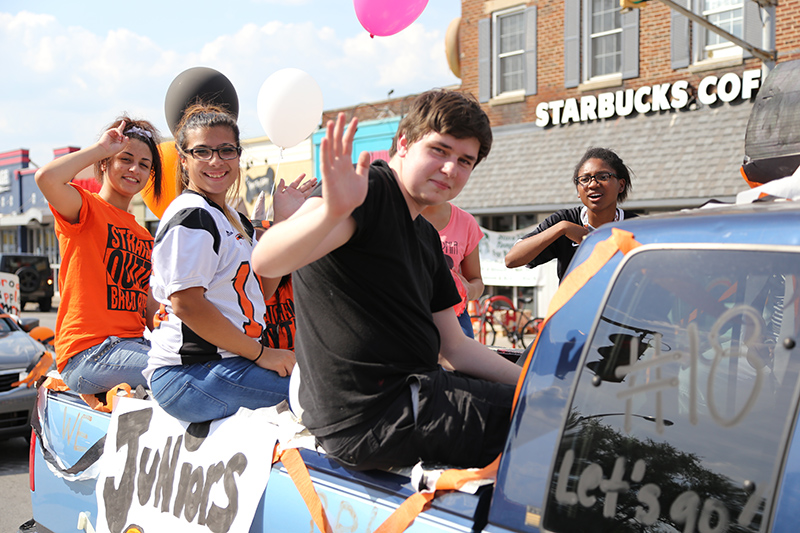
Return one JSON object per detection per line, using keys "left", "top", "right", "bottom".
{"left": 0, "top": 272, "right": 20, "bottom": 316}
{"left": 478, "top": 226, "right": 544, "bottom": 287}
{"left": 96, "top": 398, "right": 280, "bottom": 533}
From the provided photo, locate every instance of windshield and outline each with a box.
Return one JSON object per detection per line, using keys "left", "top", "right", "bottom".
{"left": 544, "top": 247, "right": 800, "bottom": 533}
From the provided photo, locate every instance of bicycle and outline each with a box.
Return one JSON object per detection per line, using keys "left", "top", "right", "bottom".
{"left": 471, "top": 295, "right": 543, "bottom": 349}
{"left": 470, "top": 295, "right": 509, "bottom": 345}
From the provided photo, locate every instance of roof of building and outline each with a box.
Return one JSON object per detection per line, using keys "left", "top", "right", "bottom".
{"left": 456, "top": 99, "right": 754, "bottom": 214}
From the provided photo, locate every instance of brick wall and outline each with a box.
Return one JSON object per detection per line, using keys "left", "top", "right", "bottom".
{"left": 777, "top": 0, "right": 800, "bottom": 60}
{"left": 460, "top": 0, "right": 800, "bottom": 128}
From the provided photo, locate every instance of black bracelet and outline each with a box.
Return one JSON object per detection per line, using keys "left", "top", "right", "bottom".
{"left": 253, "top": 343, "right": 265, "bottom": 363}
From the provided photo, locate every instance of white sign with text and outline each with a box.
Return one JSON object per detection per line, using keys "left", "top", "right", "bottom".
{"left": 96, "top": 397, "right": 279, "bottom": 533}
{"left": 0, "top": 272, "right": 20, "bottom": 316}
{"left": 479, "top": 225, "right": 543, "bottom": 287}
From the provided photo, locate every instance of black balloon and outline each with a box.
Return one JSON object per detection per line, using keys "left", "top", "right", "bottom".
{"left": 164, "top": 67, "right": 239, "bottom": 136}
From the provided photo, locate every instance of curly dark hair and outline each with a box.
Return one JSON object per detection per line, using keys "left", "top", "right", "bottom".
{"left": 573, "top": 147, "right": 633, "bottom": 202}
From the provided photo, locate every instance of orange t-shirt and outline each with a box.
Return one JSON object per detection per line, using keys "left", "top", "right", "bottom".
{"left": 53, "top": 185, "right": 153, "bottom": 371}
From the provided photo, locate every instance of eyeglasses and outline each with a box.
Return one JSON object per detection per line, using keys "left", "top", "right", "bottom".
{"left": 576, "top": 172, "right": 616, "bottom": 186}
{"left": 183, "top": 144, "right": 242, "bottom": 161}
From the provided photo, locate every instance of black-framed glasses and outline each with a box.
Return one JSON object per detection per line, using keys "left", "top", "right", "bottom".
{"left": 183, "top": 144, "right": 242, "bottom": 161}
{"left": 576, "top": 172, "right": 616, "bottom": 186}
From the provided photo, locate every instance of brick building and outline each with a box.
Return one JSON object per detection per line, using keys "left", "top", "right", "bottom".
{"left": 447, "top": 0, "right": 800, "bottom": 314}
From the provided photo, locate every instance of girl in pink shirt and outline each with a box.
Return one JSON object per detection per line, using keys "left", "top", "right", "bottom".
{"left": 421, "top": 202, "right": 484, "bottom": 337}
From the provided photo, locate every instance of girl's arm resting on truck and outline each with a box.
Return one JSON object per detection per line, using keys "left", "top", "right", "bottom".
{"left": 434, "top": 308, "right": 521, "bottom": 385}
{"left": 169, "top": 286, "right": 295, "bottom": 376}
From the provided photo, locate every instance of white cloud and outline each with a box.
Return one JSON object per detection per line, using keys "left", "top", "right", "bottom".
{"left": 341, "top": 24, "right": 454, "bottom": 91}
{"left": 0, "top": 10, "right": 459, "bottom": 163}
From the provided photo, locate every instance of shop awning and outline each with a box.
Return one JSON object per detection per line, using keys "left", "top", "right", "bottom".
{"left": 0, "top": 207, "right": 54, "bottom": 227}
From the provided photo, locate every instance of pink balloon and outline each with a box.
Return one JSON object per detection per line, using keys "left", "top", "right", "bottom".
{"left": 353, "top": 0, "right": 429, "bottom": 37}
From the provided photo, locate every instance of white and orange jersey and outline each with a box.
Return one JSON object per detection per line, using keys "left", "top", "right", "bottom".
{"left": 144, "top": 190, "right": 266, "bottom": 381}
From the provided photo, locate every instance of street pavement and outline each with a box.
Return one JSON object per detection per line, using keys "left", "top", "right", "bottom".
{"left": 0, "top": 298, "right": 58, "bottom": 532}
{"left": 0, "top": 437, "right": 32, "bottom": 533}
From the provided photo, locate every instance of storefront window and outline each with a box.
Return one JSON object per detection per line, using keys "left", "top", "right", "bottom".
{"left": 1, "top": 229, "right": 17, "bottom": 254}
{"left": 517, "top": 213, "right": 537, "bottom": 231}
{"left": 516, "top": 286, "right": 535, "bottom": 312}
{"left": 23, "top": 226, "right": 59, "bottom": 263}
{"left": 485, "top": 214, "right": 514, "bottom": 232}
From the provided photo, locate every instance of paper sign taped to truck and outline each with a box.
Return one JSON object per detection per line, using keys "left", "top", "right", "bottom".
{"left": 96, "top": 397, "right": 279, "bottom": 533}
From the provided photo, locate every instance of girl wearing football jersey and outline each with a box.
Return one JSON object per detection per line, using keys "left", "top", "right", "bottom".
{"left": 145, "top": 103, "right": 295, "bottom": 423}
{"left": 34, "top": 117, "right": 163, "bottom": 394}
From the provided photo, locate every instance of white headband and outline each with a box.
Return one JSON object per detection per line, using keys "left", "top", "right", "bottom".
{"left": 125, "top": 126, "right": 152, "bottom": 139}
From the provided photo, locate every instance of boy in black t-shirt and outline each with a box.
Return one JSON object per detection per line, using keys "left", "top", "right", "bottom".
{"left": 252, "top": 90, "right": 521, "bottom": 470}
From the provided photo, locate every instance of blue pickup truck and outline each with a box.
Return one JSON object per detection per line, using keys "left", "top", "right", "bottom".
{"left": 25, "top": 199, "right": 800, "bottom": 533}
{"left": 25, "top": 64, "right": 800, "bottom": 533}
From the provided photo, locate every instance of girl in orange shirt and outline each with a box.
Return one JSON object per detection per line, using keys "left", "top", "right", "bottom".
{"left": 35, "top": 117, "right": 163, "bottom": 394}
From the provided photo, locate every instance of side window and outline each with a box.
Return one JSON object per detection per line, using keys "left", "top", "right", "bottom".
{"left": 565, "top": 0, "right": 639, "bottom": 88}
{"left": 542, "top": 248, "right": 800, "bottom": 532}
{"left": 478, "top": 5, "right": 536, "bottom": 103}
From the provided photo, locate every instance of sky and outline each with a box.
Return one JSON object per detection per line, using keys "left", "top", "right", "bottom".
{"left": 0, "top": 0, "right": 461, "bottom": 166}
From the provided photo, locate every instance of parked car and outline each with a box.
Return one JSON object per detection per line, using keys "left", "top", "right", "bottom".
{"left": 0, "top": 254, "right": 54, "bottom": 312}
{"left": 0, "top": 315, "right": 51, "bottom": 441}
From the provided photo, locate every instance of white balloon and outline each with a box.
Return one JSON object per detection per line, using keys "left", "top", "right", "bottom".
{"left": 257, "top": 68, "right": 324, "bottom": 149}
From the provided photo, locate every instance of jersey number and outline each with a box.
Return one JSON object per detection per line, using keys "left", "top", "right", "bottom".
{"left": 232, "top": 262, "right": 264, "bottom": 338}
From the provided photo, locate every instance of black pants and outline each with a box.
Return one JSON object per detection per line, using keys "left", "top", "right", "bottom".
{"left": 317, "top": 368, "right": 515, "bottom": 471}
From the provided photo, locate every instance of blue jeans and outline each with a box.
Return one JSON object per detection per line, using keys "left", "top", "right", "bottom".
{"left": 60, "top": 336, "right": 149, "bottom": 394}
{"left": 457, "top": 310, "right": 475, "bottom": 339}
{"left": 149, "top": 357, "right": 290, "bottom": 423}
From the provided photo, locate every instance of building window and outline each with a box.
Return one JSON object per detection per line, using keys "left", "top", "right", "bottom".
{"left": 494, "top": 8, "right": 525, "bottom": 95}
{"left": 702, "top": 0, "right": 743, "bottom": 58}
{"left": 1, "top": 229, "right": 16, "bottom": 253}
{"left": 590, "top": 0, "right": 622, "bottom": 77}
{"left": 478, "top": 6, "right": 537, "bottom": 103}
{"left": 564, "top": 0, "right": 638, "bottom": 88}
{"left": 676, "top": 0, "right": 761, "bottom": 68}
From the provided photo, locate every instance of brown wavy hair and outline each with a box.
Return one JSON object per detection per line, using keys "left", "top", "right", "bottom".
{"left": 174, "top": 102, "right": 250, "bottom": 242}
{"left": 389, "top": 89, "right": 492, "bottom": 166}
{"left": 94, "top": 116, "right": 164, "bottom": 201}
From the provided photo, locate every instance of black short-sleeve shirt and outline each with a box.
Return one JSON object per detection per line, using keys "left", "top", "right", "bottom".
{"left": 522, "top": 207, "right": 637, "bottom": 281}
{"left": 293, "top": 160, "right": 461, "bottom": 435}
